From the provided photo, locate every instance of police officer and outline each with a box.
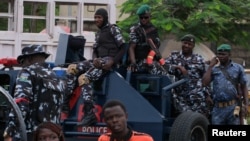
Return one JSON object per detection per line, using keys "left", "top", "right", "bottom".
{"left": 62, "top": 8, "right": 126, "bottom": 126}
{"left": 3, "top": 45, "right": 66, "bottom": 141}
{"left": 202, "top": 44, "right": 249, "bottom": 125}
{"left": 128, "top": 4, "right": 167, "bottom": 75}
{"left": 165, "top": 34, "right": 211, "bottom": 117}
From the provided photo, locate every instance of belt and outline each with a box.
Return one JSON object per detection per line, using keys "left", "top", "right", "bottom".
{"left": 215, "top": 99, "right": 236, "bottom": 108}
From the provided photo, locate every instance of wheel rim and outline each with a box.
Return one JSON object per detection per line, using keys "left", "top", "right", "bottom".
{"left": 190, "top": 125, "right": 206, "bottom": 141}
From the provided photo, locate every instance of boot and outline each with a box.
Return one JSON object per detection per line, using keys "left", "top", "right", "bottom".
{"left": 77, "top": 102, "right": 97, "bottom": 126}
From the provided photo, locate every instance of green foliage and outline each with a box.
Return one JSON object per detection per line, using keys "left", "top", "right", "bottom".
{"left": 118, "top": 0, "right": 250, "bottom": 48}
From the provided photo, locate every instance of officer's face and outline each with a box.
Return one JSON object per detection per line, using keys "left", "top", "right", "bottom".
{"left": 21, "top": 58, "right": 31, "bottom": 67}
{"left": 94, "top": 15, "right": 104, "bottom": 28}
{"left": 216, "top": 51, "right": 230, "bottom": 64}
{"left": 139, "top": 13, "right": 151, "bottom": 26}
{"left": 103, "top": 105, "right": 128, "bottom": 134}
{"left": 181, "top": 41, "right": 194, "bottom": 55}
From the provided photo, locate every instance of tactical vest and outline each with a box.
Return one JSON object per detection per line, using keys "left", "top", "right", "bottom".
{"left": 96, "top": 25, "right": 119, "bottom": 58}
{"left": 134, "top": 25, "right": 158, "bottom": 60}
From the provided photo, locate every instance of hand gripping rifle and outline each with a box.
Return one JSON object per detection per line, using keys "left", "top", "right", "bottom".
{"left": 146, "top": 38, "right": 169, "bottom": 71}
{"left": 138, "top": 26, "right": 169, "bottom": 71}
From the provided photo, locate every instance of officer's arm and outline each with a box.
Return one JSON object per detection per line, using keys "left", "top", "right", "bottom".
{"left": 202, "top": 57, "right": 217, "bottom": 86}
{"left": 202, "top": 65, "right": 213, "bottom": 86}
{"left": 14, "top": 70, "right": 32, "bottom": 119}
{"left": 92, "top": 48, "right": 98, "bottom": 60}
{"left": 165, "top": 52, "right": 179, "bottom": 75}
{"left": 3, "top": 69, "right": 32, "bottom": 140}
{"left": 128, "top": 43, "right": 136, "bottom": 64}
{"left": 113, "top": 43, "right": 126, "bottom": 64}
{"left": 110, "top": 25, "right": 126, "bottom": 64}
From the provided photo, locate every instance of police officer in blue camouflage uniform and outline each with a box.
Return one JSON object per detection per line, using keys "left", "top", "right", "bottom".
{"left": 202, "top": 44, "right": 249, "bottom": 125}
{"left": 3, "top": 45, "right": 66, "bottom": 141}
{"left": 165, "top": 34, "right": 210, "bottom": 117}
{"left": 62, "top": 8, "right": 126, "bottom": 126}
{"left": 128, "top": 4, "right": 167, "bottom": 75}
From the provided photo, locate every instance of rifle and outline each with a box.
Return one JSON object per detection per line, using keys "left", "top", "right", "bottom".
{"left": 137, "top": 26, "right": 169, "bottom": 71}
{"left": 146, "top": 38, "right": 165, "bottom": 66}
{"left": 220, "top": 68, "right": 245, "bottom": 124}
{"left": 237, "top": 84, "right": 246, "bottom": 125}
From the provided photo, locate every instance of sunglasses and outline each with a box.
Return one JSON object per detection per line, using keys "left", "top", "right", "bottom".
{"left": 140, "top": 16, "right": 149, "bottom": 20}
{"left": 216, "top": 52, "right": 229, "bottom": 56}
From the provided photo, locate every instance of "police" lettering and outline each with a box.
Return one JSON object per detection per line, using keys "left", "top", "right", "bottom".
{"left": 82, "top": 126, "right": 108, "bottom": 133}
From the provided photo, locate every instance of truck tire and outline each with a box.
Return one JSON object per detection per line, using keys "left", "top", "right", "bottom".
{"left": 0, "top": 86, "right": 27, "bottom": 141}
{"left": 169, "top": 111, "right": 209, "bottom": 141}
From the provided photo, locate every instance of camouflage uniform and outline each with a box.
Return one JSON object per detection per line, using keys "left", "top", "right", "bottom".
{"left": 4, "top": 62, "right": 65, "bottom": 141}
{"left": 64, "top": 22, "right": 126, "bottom": 126}
{"left": 165, "top": 51, "right": 210, "bottom": 116}
{"left": 211, "top": 61, "right": 247, "bottom": 125}
{"left": 129, "top": 23, "right": 167, "bottom": 75}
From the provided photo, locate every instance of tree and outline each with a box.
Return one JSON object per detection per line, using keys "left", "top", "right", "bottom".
{"left": 118, "top": 0, "right": 250, "bottom": 48}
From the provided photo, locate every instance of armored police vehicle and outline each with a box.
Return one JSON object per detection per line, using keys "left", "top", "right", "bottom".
{"left": 0, "top": 33, "right": 209, "bottom": 141}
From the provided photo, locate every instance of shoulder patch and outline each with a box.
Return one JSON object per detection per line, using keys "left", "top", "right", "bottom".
{"left": 18, "top": 72, "right": 30, "bottom": 82}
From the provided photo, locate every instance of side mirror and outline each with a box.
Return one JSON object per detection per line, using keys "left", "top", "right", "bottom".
{"left": 55, "top": 34, "right": 86, "bottom": 66}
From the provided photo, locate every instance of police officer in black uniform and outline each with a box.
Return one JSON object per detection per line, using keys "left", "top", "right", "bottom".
{"left": 63, "top": 8, "right": 126, "bottom": 126}
{"left": 3, "top": 45, "right": 65, "bottom": 141}
{"left": 128, "top": 4, "right": 167, "bottom": 75}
